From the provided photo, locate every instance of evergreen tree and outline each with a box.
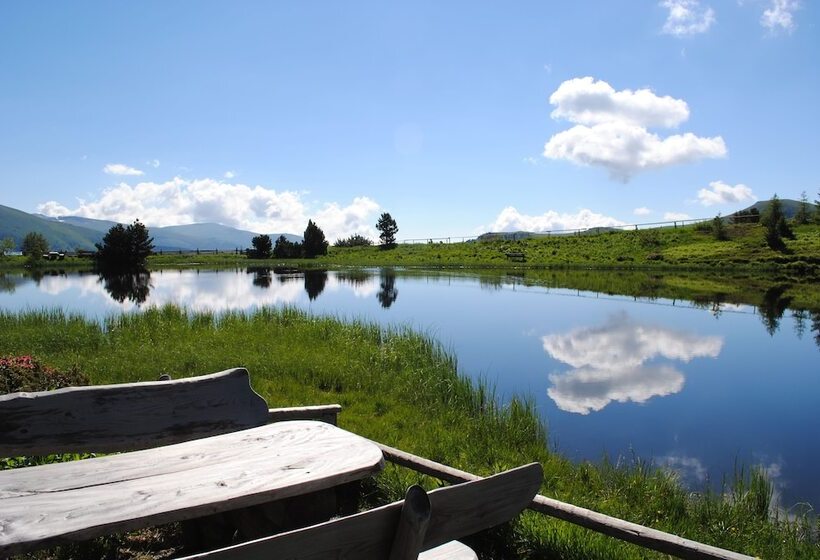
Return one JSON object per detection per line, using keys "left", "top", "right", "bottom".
{"left": 273, "top": 235, "right": 302, "bottom": 258}
{"left": 302, "top": 220, "right": 328, "bottom": 258}
{"left": 376, "top": 212, "right": 398, "bottom": 247}
{"left": 250, "top": 234, "right": 273, "bottom": 259}
{"left": 794, "top": 191, "right": 811, "bottom": 225}
{"left": 712, "top": 214, "right": 728, "bottom": 241}
{"left": 96, "top": 220, "right": 154, "bottom": 269}
{"left": 761, "top": 194, "right": 794, "bottom": 250}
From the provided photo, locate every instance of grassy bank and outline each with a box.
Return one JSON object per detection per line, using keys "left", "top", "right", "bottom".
{"left": 315, "top": 222, "right": 820, "bottom": 273}
{"left": 2, "top": 222, "right": 819, "bottom": 275}
{"left": 1, "top": 308, "right": 817, "bottom": 559}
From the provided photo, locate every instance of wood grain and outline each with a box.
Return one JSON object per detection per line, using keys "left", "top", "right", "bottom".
{"left": 177, "top": 463, "right": 542, "bottom": 560}
{"left": 418, "top": 541, "right": 477, "bottom": 560}
{"left": 388, "top": 485, "right": 431, "bottom": 560}
{"left": 377, "top": 442, "right": 755, "bottom": 560}
{"left": 0, "top": 368, "right": 270, "bottom": 456}
{"left": 0, "top": 421, "right": 384, "bottom": 556}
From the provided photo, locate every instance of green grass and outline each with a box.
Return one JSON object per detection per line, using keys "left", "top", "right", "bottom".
{"left": 2, "top": 307, "right": 817, "bottom": 559}
{"left": 3, "top": 222, "right": 819, "bottom": 276}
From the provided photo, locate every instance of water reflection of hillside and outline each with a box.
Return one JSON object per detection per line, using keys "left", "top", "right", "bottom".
{"left": 543, "top": 312, "right": 724, "bottom": 414}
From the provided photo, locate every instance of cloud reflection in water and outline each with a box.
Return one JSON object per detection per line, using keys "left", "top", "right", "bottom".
{"left": 543, "top": 312, "right": 723, "bottom": 414}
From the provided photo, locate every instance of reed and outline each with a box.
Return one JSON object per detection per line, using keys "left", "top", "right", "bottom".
{"left": 0, "top": 307, "right": 816, "bottom": 559}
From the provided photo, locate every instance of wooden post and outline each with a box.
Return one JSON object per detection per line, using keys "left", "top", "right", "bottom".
{"left": 375, "top": 442, "right": 755, "bottom": 560}
{"left": 388, "top": 485, "right": 431, "bottom": 560}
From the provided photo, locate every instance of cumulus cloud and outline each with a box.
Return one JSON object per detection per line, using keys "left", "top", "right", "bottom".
{"left": 657, "top": 455, "right": 708, "bottom": 485}
{"left": 761, "top": 0, "right": 799, "bottom": 33}
{"left": 224, "top": 170, "right": 236, "bottom": 179}
{"left": 490, "top": 206, "right": 625, "bottom": 233}
{"left": 36, "top": 177, "right": 381, "bottom": 241}
{"left": 544, "top": 78, "right": 726, "bottom": 181}
{"left": 543, "top": 312, "right": 723, "bottom": 414}
{"left": 634, "top": 207, "right": 652, "bottom": 216}
{"left": 550, "top": 76, "right": 690, "bottom": 128}
{"left": 103, "top": 163, "right": 144, "bottom": 176}
{"left": 660, "top": 0, "right": 716, "bottom": 36}
{"left": 697, "top": 180, "right": 757, "bottom": 206}
{"left": 664, "top": 211, "right": 691, "bottom": 220}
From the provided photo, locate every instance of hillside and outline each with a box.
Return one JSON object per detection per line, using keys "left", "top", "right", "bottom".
{"left": 0, "top": 205, "right": 103, "bottom": 250}
{"left": 0, "top": 205, "right": 301, "bottom": 252}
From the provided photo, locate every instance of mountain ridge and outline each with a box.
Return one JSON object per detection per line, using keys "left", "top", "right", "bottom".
{"left": 0, "top": 204, "right": 301, "bottom": 251}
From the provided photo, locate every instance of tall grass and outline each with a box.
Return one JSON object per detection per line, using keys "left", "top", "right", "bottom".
{"left": 1, "top": 307, "right": 817, "bottom": 559}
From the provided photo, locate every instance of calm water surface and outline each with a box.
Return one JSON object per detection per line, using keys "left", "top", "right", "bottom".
{"left": 1, "top": 267, "right": 818, "bottom": 509}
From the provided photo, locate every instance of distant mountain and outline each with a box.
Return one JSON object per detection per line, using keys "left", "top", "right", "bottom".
{"left": 0, "top": 205, "right": 102, "bottom": 250}
{"left": 0, "top": 204, "right": 302, "bottom": 252}
{"left": 735, "top": 198, "right": 808, "bottom": 219}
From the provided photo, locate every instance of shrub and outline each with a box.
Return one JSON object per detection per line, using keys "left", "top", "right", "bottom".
{"left": 0, "top": 355, "right": 88, "bottom": 394}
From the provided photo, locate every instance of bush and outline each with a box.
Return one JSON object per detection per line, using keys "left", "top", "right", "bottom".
{"left": 1, "top": 355, "right": 88, "bottom": 394}
{"left": 334, "top": 234, "right": 373, "bottom": 247}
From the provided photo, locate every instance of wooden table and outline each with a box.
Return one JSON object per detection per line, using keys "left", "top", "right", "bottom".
{"left": 0, "top": 420, "right": 385, "bottom": 556}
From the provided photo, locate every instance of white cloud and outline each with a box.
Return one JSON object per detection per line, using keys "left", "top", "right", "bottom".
{"left": 697, "top": 180, "right": 757, "bottom": 206}
{"left": 523, "top": 156, "right": 539, "bottom": 165}
{"left": 544, "top": 78, "right": 727, "bottom": 181}
{"left": 657, "top": 455, "right": 708, "bottom": 484}
{"left": 36, "top": 177, "right": 382, "bottom": 241}
{"left": 550, "top": 76, "right": 690, "bottom": 128}
{"left": 490, "top": 206, "right": 625, "bottom": 233}
{"left": 147, "top": 159, "right": 160, "bottom": 168}
{"left": 660, "top": 0, "right": 716, "bottom": 36}
{"left": 103, "top": 163, "right": 144, "bottom": 176}
{"left": 761, "top": 0, "right": 799, "bottom": 33}
{"left": 634, "top": 207, "right": 652, "bottom": 216}
{"left": 545, "top": 121, "right": 726, "bottom": 182}
{"left": 224, "top": 170, "right": 236, "bottom": 179}
{"left": 543, "top": 312, "right": 723, "bottom": 414}
{"left": 664, "top": 211, "right": 691, "bottom": 220}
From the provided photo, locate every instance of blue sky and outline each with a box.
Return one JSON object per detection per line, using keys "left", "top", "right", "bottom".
{"left": 1, "top": 1, "right": 817, "bottom": 241}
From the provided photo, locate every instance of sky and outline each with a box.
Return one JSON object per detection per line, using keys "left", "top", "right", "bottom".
{"left": 1, "top": 1, "right": 818, "bottom": 242}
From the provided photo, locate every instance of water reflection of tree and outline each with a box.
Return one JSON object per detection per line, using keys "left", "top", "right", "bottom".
{"left": 377, "top": 270, "right": 398, "bottom": 309}
{"left": 0, "top": 274, "right": 16, "bottom": 294}
{"left": 812, "top": 312, "right": 820, "bottom": 350}
{"left": 304, "top": 270, "right": 328, "bottom": 301}
{"left": 247, "top": 267, "right": 272, "bottom": 289}
{"left": 336, "top": 270, "right": 370, "bottom": 287}
{"left": 758, "top": 285, "right": 792, "bottom": 336}
{"left": 98, "top": 270, "right": 152, "bottom": 304}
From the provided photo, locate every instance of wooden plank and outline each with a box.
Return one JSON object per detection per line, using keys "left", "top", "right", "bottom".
{"left": 418, "top": 541, "right": 478, "bottom": 560}
{"left": 388, "top": 485, "right": 431, "bottom": 560}
{"left": 0, "top": 368, "right": 270, "bottom": 456}
{"left": 267, "top": 404, "right": 341, "bottom": 426}
{"left": 377, "top": 442, "right": 756, "bottom": 560}
{"left": 0, "top": 421, "right": 384, "bottom": 556}
{"left": 178, "top": 463, "right": 543, "bottom": 560}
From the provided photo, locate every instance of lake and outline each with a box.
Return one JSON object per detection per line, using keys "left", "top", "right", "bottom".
{"left": 1, "top": 266, "right": 818, "bottom": 510}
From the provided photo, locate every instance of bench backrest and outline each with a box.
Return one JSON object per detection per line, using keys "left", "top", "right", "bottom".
{"left": 179, "top": 462, "right": 544, "bottom": 560}
{"left": 0, "top": 368, "right": 269, "bottom": 456}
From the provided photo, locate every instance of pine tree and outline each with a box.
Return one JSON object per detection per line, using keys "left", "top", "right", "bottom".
{"left": 376, "top": 212, "right": 398, "bottom": 247}
{"left": 302, "top": 220, "right": 328, "bottom": 258}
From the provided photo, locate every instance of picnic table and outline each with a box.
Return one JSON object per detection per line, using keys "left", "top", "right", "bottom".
{"left": 0, "top": 420, "right": 384, "bottom": 556}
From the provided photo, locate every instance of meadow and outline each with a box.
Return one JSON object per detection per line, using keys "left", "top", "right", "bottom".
{"left": 1, "top": 307, "right": 817, "bottom": 559}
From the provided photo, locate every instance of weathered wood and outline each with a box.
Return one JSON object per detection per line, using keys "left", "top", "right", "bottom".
{"left": 377, "top": 442, "right": 755, "bottom": 560}
{"left": 177, "top": 463, "right": 543, "bottom": 560}
{"left": 0, "top": 421, "right": 384, "bottom": 556}
{"left": 0, "top": 368, "right": 270, "bottom": 456}
{"left": 267, "top": 404, "right": 341, "bottom": 426}
{"left": 418, "top": 541, "right": 478, "bottom": 560}
{"left": 389, "top": 485, "right": 431, "bottom": 560}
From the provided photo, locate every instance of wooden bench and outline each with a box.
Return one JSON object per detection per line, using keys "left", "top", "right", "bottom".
{"left": 0, "top": 368, "right": 541, "bottom": 559}
{"left": 178, "top": 462, "right": 543, "bottom": 560}
{"left": 0, "top": 369, "right": 378, "bottom": 555}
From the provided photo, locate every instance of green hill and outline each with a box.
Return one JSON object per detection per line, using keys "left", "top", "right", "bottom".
{"left": 0, "top": 205, "right": 302, "bottom": 252}
{"left": 0, "top": 205, "right": 102, "bottom": 251}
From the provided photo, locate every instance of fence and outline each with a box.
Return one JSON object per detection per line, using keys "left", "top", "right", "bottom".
{"left": 400, "top": 217, "right": 718, "bottom": 244}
